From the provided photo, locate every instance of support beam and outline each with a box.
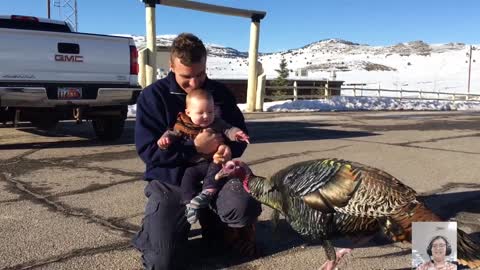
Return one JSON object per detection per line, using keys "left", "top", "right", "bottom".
{"left": 157, "top": 0, "right": 265, "bottom": 20}
{"left": 145, "top": 3, "right": 157, "bottom": 86}
{"left": 255, "top": 68, "right": 266, "bottom": 111}
{"left": 246, "top": 19, "right": 260, "bottom": 112}
{"left": 138, "top": 48, "right": 147, "bottom": 87}
{"left": 141, "top": 0, "right": 266, "bottom": 100}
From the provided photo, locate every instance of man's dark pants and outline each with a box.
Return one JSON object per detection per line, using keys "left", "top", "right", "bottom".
{"left": 132, "top": 178, "right": 262, "bottom": 269}
{"left": 180, "top": 161, "right": 223, "bottom": 204}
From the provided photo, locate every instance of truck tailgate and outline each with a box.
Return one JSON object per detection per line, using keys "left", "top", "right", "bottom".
{"left": 0, "top": 28, "right": 133, "bottom": 84}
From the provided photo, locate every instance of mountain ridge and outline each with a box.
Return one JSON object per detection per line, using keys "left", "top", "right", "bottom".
{"left": 115, "top": 34, "right": 471, "bottom": 59}
{"left": 117, "top": 34, "right": 479, "bottom": 92}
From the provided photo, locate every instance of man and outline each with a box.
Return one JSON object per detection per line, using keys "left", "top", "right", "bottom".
{"left": 133, "top": 33, "right": 262, "bottom": 269}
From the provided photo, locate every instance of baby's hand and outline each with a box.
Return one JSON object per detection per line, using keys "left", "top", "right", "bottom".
{"left": 157, "top": 136, "right": 171, "bottom": 149}
{"left": 235, "top": 131, "right": 250, "bottom": 144}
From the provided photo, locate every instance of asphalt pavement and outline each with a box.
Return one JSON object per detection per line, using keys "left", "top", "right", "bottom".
{"left": 0, "top": 111, "right": 479, "bottom": 270}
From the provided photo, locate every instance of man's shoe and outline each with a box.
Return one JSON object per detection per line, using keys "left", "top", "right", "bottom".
{"left": 223, "top": 224, "right": 260, "bottom": 258}
{"left": 198, "top": 208, "right": 227, "bottom": 250}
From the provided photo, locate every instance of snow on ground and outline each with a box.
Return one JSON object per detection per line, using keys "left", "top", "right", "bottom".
{"left": 120, "top": 34, "right": 480, "bottom": 95}
{"left": 123, "top": 37, "right": 480, "bottom": 118}
{"left": 206, "top": 42, "right": 480, "bottom": 95}
{"left": 127, "top": 96, "right": 480, "bottom": 118}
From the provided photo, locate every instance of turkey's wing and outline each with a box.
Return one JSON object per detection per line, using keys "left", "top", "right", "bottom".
{"left": 302, "top": 162, "right": 417, "bottom": 218}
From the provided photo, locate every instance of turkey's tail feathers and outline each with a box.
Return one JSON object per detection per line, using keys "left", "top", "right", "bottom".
{"left": 387, "top": 201, "right": 442, "bottom": 242}
{"left": 458, "top": 229, "right": 480, "bottom": 269}
{"left": 387, "top": 202, "right": 480, "bottom": 269}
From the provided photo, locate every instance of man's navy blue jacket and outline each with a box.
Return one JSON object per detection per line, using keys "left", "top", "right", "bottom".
{"left": 135, "top": 72, "right": 248, "bottom": 185}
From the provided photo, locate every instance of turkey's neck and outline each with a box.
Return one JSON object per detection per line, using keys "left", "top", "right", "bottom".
{"left": 248, "top": 176, "right": 283, "bottom": 212}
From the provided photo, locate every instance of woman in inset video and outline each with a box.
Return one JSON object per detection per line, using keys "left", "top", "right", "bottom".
{"left": 417, "top": 235, "right": 457, "bottom": 270}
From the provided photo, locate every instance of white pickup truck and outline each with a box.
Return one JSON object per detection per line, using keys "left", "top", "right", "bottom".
{"left": 0, "top": 15, "right": 142, "bottom": 140}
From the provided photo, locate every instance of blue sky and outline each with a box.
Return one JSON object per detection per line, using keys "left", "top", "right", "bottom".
{"left": 3, "top": 0, "right": 480, "bottom": 52}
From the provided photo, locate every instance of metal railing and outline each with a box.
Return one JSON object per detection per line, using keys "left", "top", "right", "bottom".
{"left": 264, "top": 85, "right": 331, "bottom": 101}
{"left": 342, "top": 87, "right": 480, "bottom": 101}
{"left": 264, "top": 85, "right": 480, "bottom": 102}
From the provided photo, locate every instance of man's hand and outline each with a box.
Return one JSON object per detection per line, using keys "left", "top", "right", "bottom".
{"left": 194, "top": 128, "right": 224, "bottom": 155}
{"left": 235, "top": 131, "right": 250, "bottom": 144}
{"left": 213, "top": 144, "right": 231, "bottom": 164}
{"left": 185, "top": 190, "right": 214, "bottom": 224}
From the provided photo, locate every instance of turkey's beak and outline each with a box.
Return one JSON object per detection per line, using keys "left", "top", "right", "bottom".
{"left": 215, "top": 167, "right": 228, "bottom": 181}
{"left": 215, "top": 160, "right": 237, "bottom": 181}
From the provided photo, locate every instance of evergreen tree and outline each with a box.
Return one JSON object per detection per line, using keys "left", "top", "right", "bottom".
{"left": 273, "top": 57, "right": 289, "bottom": 86}
{"left": 271, "top": 57, "right": 289, "bottom": 97}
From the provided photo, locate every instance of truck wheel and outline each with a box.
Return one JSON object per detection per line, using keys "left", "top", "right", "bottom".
{"left": 30, "top": 118, "right": 59, "bottom": 130}
{"left": 0, "top": 107, "right": 14, "bottom": 126}
{"left": 92, "top": 117, "right": 125, "bottom": 141}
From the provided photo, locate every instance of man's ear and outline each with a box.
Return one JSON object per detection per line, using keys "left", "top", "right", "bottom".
{"left": 169, "top": 58, "right": 174, "bottom": 72}
{"left": 185, "top": 108, "right": 191, "bottom": 117}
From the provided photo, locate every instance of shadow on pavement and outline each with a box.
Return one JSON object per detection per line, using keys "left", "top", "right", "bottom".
{"left": 183, "top": 189, "right": 480, "bottom": 269}
{"left": 0, "top": 120, "right": 135, "bottom": 149}
{"left": 419, "top": 189, "right": 480, "bottom": 218}
{"left": 0, "top": 120, "right": 376, "bottom": 149}
{"left": 185, "top": 219, "right": 304, "bottom": 270}
{"left": 247, "top": 121, "right": 377, "bottom": 144}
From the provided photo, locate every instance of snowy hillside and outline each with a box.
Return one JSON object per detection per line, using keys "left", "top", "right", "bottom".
{"left": 116, "top": 34, "right": 480, "bottom": 94}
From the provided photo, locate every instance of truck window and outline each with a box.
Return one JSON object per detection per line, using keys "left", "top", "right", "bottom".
{"left": 0, "top": 19, "right": 72, "bottom": 32}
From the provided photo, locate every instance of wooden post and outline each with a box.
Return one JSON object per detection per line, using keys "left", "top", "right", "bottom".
{"left": 325, "top": 81, "right": 330, "bottom": 98}
{"left": 14, "top": 109, "right": 20, "bottom": 128}
{"left": 246, "top": 18, "right": 260, "bottom": 112}
{"left": 255, "top": 73, "right": 266, "bottom": 111}
{"left": 254, "top": 61, "right": 265, "bottom": 111}
{"left": 293, "top": 80, "right": 298, "bottom": 101}
{"left": 138, "top": 48, "right": 147, "bottom": 88}
{"left": 467, "top": 45, "right": 472, "bottom": 98}
{"left": 145, "top": 3, "right": 157, "bottom": 86}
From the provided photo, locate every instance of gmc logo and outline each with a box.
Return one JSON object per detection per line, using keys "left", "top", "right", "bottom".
{"left": 55, "top": 54, "right": 84, "bottom": 62}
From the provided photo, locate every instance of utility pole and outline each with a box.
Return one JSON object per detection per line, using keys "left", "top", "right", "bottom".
{"left": 467, "top": 45, "right": 472, "bottom": 96}
{"left": 47, "top": 0, "right": 51, "bottom": 18}
{"left": 54, "top": 0, "right": 78, "bottom": 31}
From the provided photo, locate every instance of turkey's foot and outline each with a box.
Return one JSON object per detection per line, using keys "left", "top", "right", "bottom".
{"left": 318, "top": 248, "right": 352, "bottom": 270}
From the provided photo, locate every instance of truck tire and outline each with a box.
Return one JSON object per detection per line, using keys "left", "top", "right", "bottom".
{"left": 0, "top": 107, "right": 13, "bottom": 126}
{"left": 92, "top": 117, "right": 125, "bottom": 141}
{"left": 30, "top": 118, "right": 59, "bottom": 130}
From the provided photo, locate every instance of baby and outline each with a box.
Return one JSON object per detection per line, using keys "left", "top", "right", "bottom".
{"left": 158, "top": 88, "right": 249, "bottom": 223}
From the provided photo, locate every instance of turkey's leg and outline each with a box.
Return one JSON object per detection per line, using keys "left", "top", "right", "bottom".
{"left": 319, "top": 240, "right": 352, "bottom": 270}
{"left": 270, "top": 209, "right": 281, "bottom": 241}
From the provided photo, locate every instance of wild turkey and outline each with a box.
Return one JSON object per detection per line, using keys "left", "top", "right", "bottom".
{"left": 215, "top": 158, "right": 480, "bottom": 270}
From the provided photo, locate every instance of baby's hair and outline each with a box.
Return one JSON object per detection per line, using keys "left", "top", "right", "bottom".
{"left": 186, "top": 89, "right": 213, "bottom": 108}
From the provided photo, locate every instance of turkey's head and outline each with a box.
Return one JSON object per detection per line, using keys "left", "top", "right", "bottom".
{"left": 215, "top": 160, "right": 253, "bottom": 193}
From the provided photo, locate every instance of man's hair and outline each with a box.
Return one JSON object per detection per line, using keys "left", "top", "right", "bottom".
{"left": 426, "top": 235, "right": 452, "bottom": 256}
{"left": 171, "top": 33, "right": 207, "bottom": 66}
{"left": 186, "top": 88, "right": 213, "bottom": 108}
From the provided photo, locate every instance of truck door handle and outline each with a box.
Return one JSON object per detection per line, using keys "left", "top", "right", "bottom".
{"left": 58, "top": 43, "right": 80, "bottom": 54}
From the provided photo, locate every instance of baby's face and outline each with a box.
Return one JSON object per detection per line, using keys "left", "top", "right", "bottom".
{"left": 186, "top": 98, "right": 215, "bottom": 127}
